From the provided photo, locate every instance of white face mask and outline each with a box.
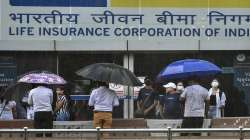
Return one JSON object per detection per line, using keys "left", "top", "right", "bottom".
{"left": 177, "top": 86, "right": 184, "bottom": 91}
{"left": 211, "top": 81, "right": 219, "bottom": 87}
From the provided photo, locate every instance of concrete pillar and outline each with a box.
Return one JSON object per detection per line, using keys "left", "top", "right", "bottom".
{"left": 123, "top": 53, "right": 135, "bottom": 119}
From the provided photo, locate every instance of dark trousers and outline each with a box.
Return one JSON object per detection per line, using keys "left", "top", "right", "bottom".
{"left": 181, "top": 117, "right": 204, "bottom": 136}
{"left": 34, "top": 111, "right": 53, "bottom": 137}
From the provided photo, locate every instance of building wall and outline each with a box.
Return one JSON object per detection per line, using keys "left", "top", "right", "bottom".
{"left": 0, "top": 40, "right": 249, "bottom": 51}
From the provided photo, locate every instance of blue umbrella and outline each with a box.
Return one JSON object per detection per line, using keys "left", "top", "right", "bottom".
{"left": 157, "top": 59, "right": 222, "bottom": 81}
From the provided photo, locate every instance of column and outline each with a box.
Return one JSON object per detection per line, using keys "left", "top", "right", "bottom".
{"left": 123, "top": 53, "right": 135, "bottom": 119}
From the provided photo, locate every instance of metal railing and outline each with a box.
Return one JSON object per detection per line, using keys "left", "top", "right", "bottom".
{"left": 0, "top": 126, "right": 247, "bottom": 140}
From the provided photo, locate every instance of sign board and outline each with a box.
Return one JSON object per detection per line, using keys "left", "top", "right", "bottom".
{"left": 1, "top": 0, "right": 250, "bottom": 40}
{"left": 234, "top": 68, "right": 250, "bottom": 88}
{"left": 234, "top": 67, "right": 250, "bottom": 113}
{"left": 0, "top": 57, "right": 16, "bottom": 87}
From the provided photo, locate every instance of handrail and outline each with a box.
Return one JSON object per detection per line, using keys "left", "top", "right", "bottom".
{"left": 0, "top": 127, "right": 247, "bottom": 133}
{"left": 0, "top": 127, "right": 247, "bottom": 140}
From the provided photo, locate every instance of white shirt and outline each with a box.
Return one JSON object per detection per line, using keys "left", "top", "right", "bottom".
{"left": 27, "top": 106, "right": 34, "bottom": 120}
{"left": 88, "top": 86, "right": 119, "bottom": 112}
{"left": 208, "top": 88, "right": 226, "bottom": 118}
{"left": 181, "top": 84, "right": 209, "bottom": 117}
{"left": 28, "top": 86, "right": 53, "bottom": 112}
{"left": 0, "top": 100, "right": 16, "bottom": 120}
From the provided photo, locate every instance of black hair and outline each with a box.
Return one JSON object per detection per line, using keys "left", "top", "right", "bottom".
{"left": 56, "top": 86, "right": 65, "bottom": 91}
{"left": 144, "top": 77, "right": 152, "bottom": 86}
{"left": 97, "top": 81, "right": 108, "bottom": 87}
{"left": 35, "top": 83, "right": 48, "bottom": 87}
{"left": 188, "top": 76, "right": 200, "bottom": 83}
{"left": 0, "top": 97, "right": 9, "bottom": 104}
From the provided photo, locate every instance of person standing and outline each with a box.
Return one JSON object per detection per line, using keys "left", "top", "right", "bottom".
{"left": 176, "top": 81, "right": 185, "bottom": 116}
{"left": 28, "top": 84, "right": 53, "bottom": 137}
{"left": 0, "top": 97, "right": 16, "bottom": 120}
{"left": 160, "top": 82, "right": 182, "bottom": 119}
{"left": 136, "top": 77, "right": 158, "bottom": 118}
{"left": 54, "top": 86, "right": 70, "bottom": 121}
{"left": 176, "top": 82, "right": 185, "bottom": 94}
{"left": 154, "top": 84, "right": 165, "bottom": 119}
{"left": 180, "top": 77, "right": 210, "bottom": 136}
{"left": 21, "top": 90, "right": 34, "bottom": 120}
{"left": 88, "top": 81, "right": 119, "bottom": 129}
{"left": 208, "top": 79, "right": 226, "bottom": 119}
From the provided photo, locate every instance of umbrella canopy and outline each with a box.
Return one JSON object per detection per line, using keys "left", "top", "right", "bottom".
{"left": 1, "top": 70, "right": 65, "bottom": 100}
{"left": 76, "top": 63, "right": 142, "bottom": 86}
{"left": 18, "top": 72, "right": 66, "bottom": 85}
{"left": 157, "top": 59, "right": 222, "bottom": 81}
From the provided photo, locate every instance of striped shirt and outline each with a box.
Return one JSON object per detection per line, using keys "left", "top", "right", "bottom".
{"left": 56, "top": 95, "right": 68, "bottom": 115}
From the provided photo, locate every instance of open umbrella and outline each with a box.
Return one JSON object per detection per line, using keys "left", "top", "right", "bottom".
{"left": 1, "top": 70, "right": 66, "bottom": 100}
{"left": 157, "top": 59, "right": 222, "bottom": 81}
{"left": 76, "top": 63, "right": 142, "bottom": 86}
{"left": 18, "top": 72, "right": 66, "bottom": 85}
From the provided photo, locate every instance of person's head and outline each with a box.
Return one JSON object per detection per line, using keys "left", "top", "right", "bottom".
{"left": 97, "top": 81, "right": 109, "bottom": 87}
{"left": 31, "top": 84, "right": 36, "bottom": 89}
{"left": 144, "top": 77, "right": 152, "bottom": 87}
{"left": 163, "top": 82, "right": 176, "bottom": 94}
{"left": 211, "top": 79, "right": 219, "bottom": 89}
{"left": 0, "top": 86, "right": 5, "bottom": 94}
{"left": 176, "top": 82, "right": 184, "bottom": 91}
{"left": 152, "top": 83, "right": 163, "bottom": 92}
{"left": 187, "top": 76, "right": 199, "bottom": 85}
{"left": 0, "top": 96, "right": 4, "bottom": 103}
{"left": 35, "top": 83, "right": 48, "bottom": 88}
{"left": 56, "top": 86, "right": 65, "bottom": 95}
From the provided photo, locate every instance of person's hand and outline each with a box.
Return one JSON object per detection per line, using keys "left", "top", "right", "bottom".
{"left": 144, "top": 109, "right": 150, "bottom": 115}
{"left": 219, "top": 106, "right": 225, "bottom": 109}
{"left": 204, "top": 112, "right": 208, "bottom": 119}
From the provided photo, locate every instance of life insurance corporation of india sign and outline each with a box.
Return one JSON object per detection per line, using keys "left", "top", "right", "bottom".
{"left": 1, "top": 0, "right": 250, "bottom": 40}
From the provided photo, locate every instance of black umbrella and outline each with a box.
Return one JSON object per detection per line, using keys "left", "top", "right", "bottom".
{"left": 76, "top": 63, "right": 142, "bottom": 86}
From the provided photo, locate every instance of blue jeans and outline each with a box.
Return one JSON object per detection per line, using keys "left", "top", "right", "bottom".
{"left": 56, "top": 112, "right": 70, "bottom": 121}
{"left": 208, "top": 106, "right": 217, "bottom": 119}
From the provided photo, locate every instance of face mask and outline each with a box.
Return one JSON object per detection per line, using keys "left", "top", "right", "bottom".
{"left": 211, "top": 81, "right": 219, "bottom": 87}
{"left": 177, "top": 86, "right": 184, "bottom": 91}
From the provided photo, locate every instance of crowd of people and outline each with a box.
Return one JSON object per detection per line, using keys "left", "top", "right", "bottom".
{"left": 0, "top": 76, "right": 227, "bottom": 136}
{"left": 135, "top": 77, "right": 227, "bottom": 135}
{"left": 135, "top": 77, "right": 226, "bottom": 120}
{"left": 1, "top": 86, "right": 71, "bottom": 120}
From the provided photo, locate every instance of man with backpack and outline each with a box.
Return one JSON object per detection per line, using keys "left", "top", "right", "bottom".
{"left": 136, "top": 77, "right": 158, "bottom": 118}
